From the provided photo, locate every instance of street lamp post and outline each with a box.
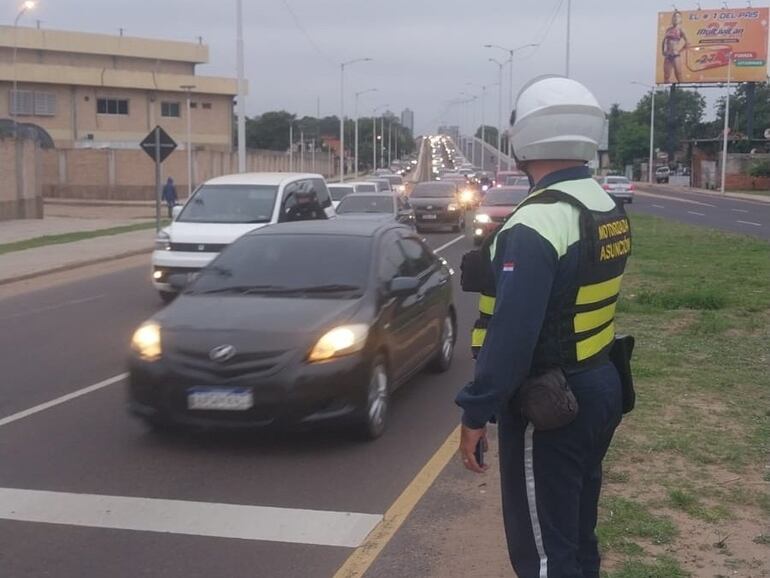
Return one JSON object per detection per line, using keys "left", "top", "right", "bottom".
{"left": 566, "top": 0, "right": 572, "bottom": 77}
{"left": 12, "top": 1, "right": 37, "bottom": 137}
{"left": 236, "top": 0, "right": 246, "bottom": 172}
{"left": 340, "top": 58, "right": 372, "bottom": 182}
{"left": 484, "top": 42, "right": 539, "bottom": 170}
{"left": 180, "top": 84, "right": 196, "bottom": 197}
{"left": 721, "top": 54, "right": 734, "bottom": 195}
{"left": 631, "top": 81, "right": 656, "bottom": 183}
{"left": 355, "top": 88, "right": 377, "bottom": 175}
{"left": 372, "top": 104, "right": 389, "bottom": 171}
{"left": 489, "top": 59, "right": 506, "bottom": 176}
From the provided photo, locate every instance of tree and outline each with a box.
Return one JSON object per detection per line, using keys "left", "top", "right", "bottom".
{"left": 245, "top": 111, "right": 295, "bottom": 151}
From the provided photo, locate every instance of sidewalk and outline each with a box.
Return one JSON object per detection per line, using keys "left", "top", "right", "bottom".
{"left": 635, "top": 182, "right": 770, "bottom": 203}
{"left": 363, "top": 428, "right": 512, "bottom": 578}
{"left": 0, "top": 211, "right": 157, "bottom": 285}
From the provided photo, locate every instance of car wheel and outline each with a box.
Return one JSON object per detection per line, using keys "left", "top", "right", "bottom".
{"left": 415, "top": 224, "right": 424, "bottom": 234}
{"left": 159, "top": 291, "right": 177, "bottom": 304}
{"left": 141, "top": 415, "right": 180, "bottom": 435}
{"left": 429, "top": 313, "right": 455, "bottom": 373}
{"left": 357, "top": 356, "right": 390, "bottom": 440}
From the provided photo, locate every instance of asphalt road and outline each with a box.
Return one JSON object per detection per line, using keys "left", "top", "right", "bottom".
{"left": 0, "top": 229, "right": 478, "bottom": 578}
{"left": 631, "top": 187, "right": 770, "bottom": 240}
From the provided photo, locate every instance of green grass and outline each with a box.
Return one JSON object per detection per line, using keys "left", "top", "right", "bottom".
{"left": 0, "top": 221, "right": 162, "bottom": 255}
{"left": 599, "top": 214, "right": 770, "bottom": 571}
{"left": 604, "top": 556, "right": 689, "bottom": 578}
{"left": 731, "top": 189, "right": 770, "bottom": 197}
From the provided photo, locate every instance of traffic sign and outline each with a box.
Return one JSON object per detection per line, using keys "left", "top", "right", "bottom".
{"left": 140, "top": 126, "right": 177, "bottom": 163}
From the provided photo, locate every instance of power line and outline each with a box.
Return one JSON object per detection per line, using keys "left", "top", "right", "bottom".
{"left": 530, "top": 0, "right": 567, "bottom": 57}
{"left": 278, "top": 0, "right": 336, "bottom": 67}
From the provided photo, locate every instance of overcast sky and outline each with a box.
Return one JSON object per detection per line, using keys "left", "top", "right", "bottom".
{"left": 4, "top": 0, "right": 742, "bottom": 133}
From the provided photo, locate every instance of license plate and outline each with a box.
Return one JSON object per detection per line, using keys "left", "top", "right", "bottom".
{"left": 187, "top": 387, "right": 254, "bottom": 411}
{"left": 422, "top": 214, "right": 437, "bottom": 220}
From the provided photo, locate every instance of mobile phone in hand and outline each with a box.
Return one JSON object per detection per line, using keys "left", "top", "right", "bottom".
{"left": 474, "top": 438, "right": 486, "bottom": 467}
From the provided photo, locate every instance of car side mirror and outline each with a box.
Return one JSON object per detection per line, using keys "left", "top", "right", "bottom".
{"left": 172, "top": 205, "right": 183, "bottom": 220}
{"left": 167, "top": 273, "right": 190, "bottom": 292}
{"left": 389, "top": 276, "right": 420, "bottom": 296}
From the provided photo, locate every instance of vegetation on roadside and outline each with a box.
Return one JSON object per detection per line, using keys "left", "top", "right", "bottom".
{"left": 598, "top": 214, "right": 770, "bottom": 575}
{"left": 0, "top": 221, "right": 164, "bottom": 255}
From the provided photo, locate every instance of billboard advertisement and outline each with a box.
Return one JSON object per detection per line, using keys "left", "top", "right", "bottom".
{"left": 656, "top": 8, "right": 769, "bottom": 84}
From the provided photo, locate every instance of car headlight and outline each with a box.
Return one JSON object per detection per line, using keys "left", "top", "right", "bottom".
{"left": 482, "top": 185, "right": 489, "bottom": 192}
{"left": 460, "top": 190, "right": 474, "bottom": 203}
{"left": 447, "top": 203, "right": 458, "bottom": 212}
{"left": 308, "top": 324, "right": 369, "bottom": 362}
{"left": 131, "top": 322, "right": 162, "bottom": 361}
{"left": 475, "top": 213, "right": 491, "bottom": 224}
{"left": 155, "top": 230, "right": 171, "bottom": 251}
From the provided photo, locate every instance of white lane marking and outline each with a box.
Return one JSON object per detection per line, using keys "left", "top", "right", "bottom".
{"left": 736, "top": 220, "right": 762, "bottom": 227}
{"left": 0, "top": 373, "right": 128, "bottom": 429}
{"left": 687, "top": 211, "right": 705, "bottom": 216}
{"left": 433, "top": 235, "right": 466, "bottom": 254}
{"left": 0, "top": 236, "right": 469, "bottom": 428}
{"left": 652, "top": 204, "right": 665, "bottom": 209}
{"left": 635, "top": 191, "right": 716, "bottom": 207}
{"left": 731, "top": 208, "right": 749, "bottom": 213}
{"left": 0, "top": 295, "right": 104, "bottom": 322}
{"left": 0, "top": 487, "right": 381, "bottom": 548}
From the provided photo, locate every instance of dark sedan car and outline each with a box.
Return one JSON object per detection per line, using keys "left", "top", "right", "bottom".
{"left": 336, "top": 193, "right": 415, "bottom": 227}
{"left": 409, "top": 182, "right": 465, "bottom": 233}
{"left": 128, "top": 219, "right": 456, "bottom": 439}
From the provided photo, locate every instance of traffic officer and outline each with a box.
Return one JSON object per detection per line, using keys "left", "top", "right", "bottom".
{"left": 456, "top": 76, "right": 632, "bottom": 577}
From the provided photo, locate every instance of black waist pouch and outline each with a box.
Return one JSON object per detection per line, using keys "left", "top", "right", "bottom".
{"left": 610, "top": 335, "right": 636, "bottom": 414}
{"left": 460, "top": 249, "right": 490, "bottom": 293}
{"left": 513, "top": 368, "right": 579, "bottom": 431}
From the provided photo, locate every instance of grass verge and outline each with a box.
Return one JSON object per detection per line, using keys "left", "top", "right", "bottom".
{"left": 0, "top": 221, "right": 162, "bottom": 256}
{"left": 599, "top": 213, "right": 770, "bottom": 574}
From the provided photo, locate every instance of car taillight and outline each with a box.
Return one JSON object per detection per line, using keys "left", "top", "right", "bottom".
{"left": 629, "top": 183, "right": 635, "bottom": 191}
{"left": 602, "top": 184, "right": 611, "bottom": 191}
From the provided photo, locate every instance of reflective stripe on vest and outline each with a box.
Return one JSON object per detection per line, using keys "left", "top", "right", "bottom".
{"left": 479, "top": 294, "right": 495, "bottom": 316}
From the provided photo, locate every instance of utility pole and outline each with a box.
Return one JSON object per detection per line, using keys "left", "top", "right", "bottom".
{"left": 180, "top": 84, "right": 196, "bottom": 196}
{"left": 566, "top": 0, "right": 572, "bottom": 77}
{"left": 355, "top": 88, "right": 377, "bottom": 176}
{"left": 490, "top": 59, "right": 505, "bottom": 175}
{"left": 339, "top": 57, "right": 372, "bottom": 182}
{"left": 721, "top": 55, "right": 733, "bottom": 195}
{"left": 236, "top": 0, "right": 246, "bottom": 172}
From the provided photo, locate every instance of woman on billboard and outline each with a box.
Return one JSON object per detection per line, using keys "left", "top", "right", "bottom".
{"left": 662, "top": 10, "right": 689, "bottom": 83}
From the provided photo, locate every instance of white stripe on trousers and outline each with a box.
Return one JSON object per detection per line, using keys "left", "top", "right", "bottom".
{"left": 524, "top": 422, "right": 548, "bottom": 578}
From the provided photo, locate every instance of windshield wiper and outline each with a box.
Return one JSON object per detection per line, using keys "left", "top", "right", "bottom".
{"left": 287, "top": 284, "right": 363, "bottom": 293}
{"left": 192, "top": 284, "right": 289, "bottom": 295}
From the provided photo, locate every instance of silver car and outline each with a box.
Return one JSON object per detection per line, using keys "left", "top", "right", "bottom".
{"left": 598, "top": 176, "right": 635, "bottom": 204}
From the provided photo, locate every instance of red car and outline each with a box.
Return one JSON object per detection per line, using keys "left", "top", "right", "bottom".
{"left": 473, "top": 185, "right": 530, "bottom": 245}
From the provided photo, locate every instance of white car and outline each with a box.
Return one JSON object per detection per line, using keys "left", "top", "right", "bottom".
{"left": 328, "top": 184, "right": 355, "bottom": 209}
{"left": 152, "top": 172, "right": 335, "bottom": 302}
{"left": 348, "top": 181, "right": 379, "bottom": 193}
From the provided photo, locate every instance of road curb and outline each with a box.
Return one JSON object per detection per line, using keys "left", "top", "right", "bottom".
{"left": 0, "top": 247, "right": 152, "bottom": 287}
{"left": 634, "top": 183, "right": 770, "bottom": 204}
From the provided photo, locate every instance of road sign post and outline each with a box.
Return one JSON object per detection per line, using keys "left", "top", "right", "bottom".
{"left": 140, "top": 126, "right": 178, "bottom": 233}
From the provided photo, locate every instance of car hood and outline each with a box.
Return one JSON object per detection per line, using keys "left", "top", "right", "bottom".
{"left": 409, "top": 197, "right": 455, "bottom": 208}
{"left": 156, "top": 295, "right": 365, "bottom": 355}
{"left": 167, "top": 222, "right": 268, "bottom": 244}
{"left": 477, "top": 205, "right": 516, "bottom": 218}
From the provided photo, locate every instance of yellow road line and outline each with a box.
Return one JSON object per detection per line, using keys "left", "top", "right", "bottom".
{"left": 332, "top": 425, "right": 461, "bottom": 578}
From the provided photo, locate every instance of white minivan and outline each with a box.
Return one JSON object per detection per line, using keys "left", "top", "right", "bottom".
{"left": 152, "top": 172, "right": 334, "bottom": 302}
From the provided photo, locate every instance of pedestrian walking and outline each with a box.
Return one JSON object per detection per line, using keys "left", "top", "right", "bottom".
{"left": 162, "top": 177, "right": 178, "bottom": 218}
{"left": 456, "top": 76, "right": 634, "bottom": 578}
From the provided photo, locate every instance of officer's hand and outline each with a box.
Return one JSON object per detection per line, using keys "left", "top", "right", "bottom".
{"left": 459, "top": 424, "right": 488, "bottom": 474}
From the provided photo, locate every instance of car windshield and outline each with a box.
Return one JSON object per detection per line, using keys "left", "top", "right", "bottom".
{"left": 328, "top": 186, "right": 354, "bottom": 201}
{"left": 385, "top": 176, "right": 403, "bottom": 186}
{"left": 607, "top": 177, "right": 630, "bottom": 184}
{"left": 177, "top": 184, "right": 278, "bottom": 224}
{"left": 190, "top": 234, "right": 371, "bottom": 298}
{"left": 411, "top": 184, "right": 456, "bottom": 198}
{"left": 354, "top": 183, "right": 377, "bottom": 193}
{"left": 337, "top": 195, "right": 394, "bottom": 214}
{"left": 482, "top": 189, "right": 529, "bottom": 206}
{"left": 505, "top": 176, "right": 529, "bottom": 186}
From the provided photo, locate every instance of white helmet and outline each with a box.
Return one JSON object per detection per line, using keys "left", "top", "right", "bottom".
{"left": 511, "top": 76, "right": 606, "bottom": 163}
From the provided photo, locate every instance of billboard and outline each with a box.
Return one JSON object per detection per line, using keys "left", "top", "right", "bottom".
{"left": 656, "top": 8, "right": 769, "bottom": 84}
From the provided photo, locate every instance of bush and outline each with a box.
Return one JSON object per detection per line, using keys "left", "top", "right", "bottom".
{"left": 748, "top": 160, "right": 770, "bottom": 178}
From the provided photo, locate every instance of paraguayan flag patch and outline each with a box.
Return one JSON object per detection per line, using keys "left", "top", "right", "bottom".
{"left": 503, "top": 262, "right": 515, "bottom": 272}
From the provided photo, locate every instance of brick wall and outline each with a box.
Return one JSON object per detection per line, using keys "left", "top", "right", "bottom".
{"left": 40, "top": 148, "right": 339, "bottom": 200}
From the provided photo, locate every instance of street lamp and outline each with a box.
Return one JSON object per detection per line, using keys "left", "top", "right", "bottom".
{"left": 459, "top": 91, "right": 478, "bottom": 164}
{"left": 467, "top": 82, "right": 498, "bottom": 172}
{"left": 355, "top": 88, "right": 377, "bottom": 175}
{"left": 180, "top": 84, "right": 196, "bottom": 197}
{"left": 489, "top": 58, "right": 507, "bottom": 175}
{"left": 372, "top": 104, "right": 389, "bottom": 170}
{"left": 340, "top": 57, "right": 372, "bottom": 182}
{"left": 631, "top": 81, "right": 656, "bottom": 184}
{"left": 484, "top": 42, "right": 539, "bottom": 169}
{"left": 12, "top": 0, "right": 37, "bottom": 137}
{"left": 236, "top": 0, "right": 246, "bottom": 172}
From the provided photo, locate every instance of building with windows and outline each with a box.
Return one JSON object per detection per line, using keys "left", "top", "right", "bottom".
{"left": 0, "top": 26, "right": 239, "bottom": 151}
{"left": 400, "top": 108, "right": 414, "bottom": 134}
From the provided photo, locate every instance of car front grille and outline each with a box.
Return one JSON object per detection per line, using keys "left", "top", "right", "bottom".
{"left": 170, "top": 243, "right": 228, "bottom": 253}
{"left": 165, "top": 348, "right": 290, "bottom": 381}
